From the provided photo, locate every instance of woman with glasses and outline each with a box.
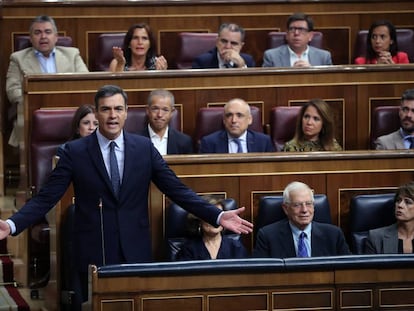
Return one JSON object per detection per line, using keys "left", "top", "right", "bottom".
{"left": 365, "top": 182, "right": 414, "bottom": 254}
{"left": 354, "top": 20, "right": 409, "bottom": 64}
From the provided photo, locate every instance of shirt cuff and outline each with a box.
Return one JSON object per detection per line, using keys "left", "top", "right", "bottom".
{"left": 6, "top": 219, "right": 16, "bottom": 235}
{"left": 216, "top": 211, "right": 224, "bottom": 226}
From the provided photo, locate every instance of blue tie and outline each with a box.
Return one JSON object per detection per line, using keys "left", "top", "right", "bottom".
{"left": 109, "top": 141, "right": 121, "bottom": 197}
{"left": 408, "top": 137, "right": 414, "bottom": 149}
{"left": 297, "top": 232, "right": 309, "bottom": 257}
{"left": 234, "top": 138, "right": 243, "bottom": 153}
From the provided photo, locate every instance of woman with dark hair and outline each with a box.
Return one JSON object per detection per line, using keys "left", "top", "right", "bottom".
{"left": 109, "top": 23, "right": 168, "bottom": 71}
{"left": 57, "top": 104, "right": 98, "bottom": 156}
{"left": 282, "top": 99, "right": 342, "bottom": 151}
{"left": 365, "top": 181, "right": 414, "bottom": 254}
{"left": 354, "top": 20, "right": 409, "bottom": 64}
{"left": 176, "top": 196, "right": 248, "bottom": 261}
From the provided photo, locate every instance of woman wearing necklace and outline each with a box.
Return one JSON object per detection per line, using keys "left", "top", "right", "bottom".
{"left": 109, "top": 23, "right": 168, "bottom": 72}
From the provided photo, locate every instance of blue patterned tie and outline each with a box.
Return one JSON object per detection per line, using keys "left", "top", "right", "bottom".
{"left": 297, "top": 232, "right": 309, "bottom": 257}
{"left": 234, "top": 138, "right": 243, "bottom": 153}
{"left": 409, "top": 137, "right": 414, "bottom": 149}
{"left": 109, "top": 141, "right": 121, "bottom": 197}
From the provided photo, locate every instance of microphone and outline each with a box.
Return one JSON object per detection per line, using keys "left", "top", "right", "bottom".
{"left": 98, "top": 198, "right": 106, "bottom": 266}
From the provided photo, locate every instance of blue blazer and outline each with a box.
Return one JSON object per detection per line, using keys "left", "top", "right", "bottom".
{"left": 262, "top": 45, "right": 332, "bottom": 67}
{"left": 192, "top": 47, "right": 256, "bottom": 69}
{"left": 253, "top": 219, "right": 351, "bottom": 258}
{"left": 199, "top": 129, "right": 275, "bottom": 153}
{"left": 140, "top": 127, "right": 194, "bottom": 154}
{"left": 176, "top": 235, "right": 248, "bottom": 261}
{"left": 11, "top": 131, "right": 220, "bottom": 272}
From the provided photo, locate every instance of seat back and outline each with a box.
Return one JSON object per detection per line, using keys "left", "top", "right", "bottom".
{"left": 257, "top": 194, "right": 332, "bottom": 232}
{"left": 176, "top": 32, "right": 218, "bottom": 69}
{"left": 165, "top": 198, "right": 238, "bottom": 261}
{"left": 31, "top": 109, "right": 75, "bottom": 191}
{"left": 14, "top": 35, "right": 73, "bottom": 51}
{"left": 370, "top": 106, "right": 400, "bottom": 149}
{"left": 194, "top": 106, "right": 262, "bottom": 150}
{"left": 353, "top": 29, "right": 414, "bottom": 62}
{"left": 349, "top": 193, "right": 396, "bottom": 254}
{"left": 267, "top": 31, "right": 323, "bottom": 49}
{"left": 93, "top": 33, "right": 125, "bottom": 71}
{"left": 269, "top": 106, "right": 301, "bottom": 151}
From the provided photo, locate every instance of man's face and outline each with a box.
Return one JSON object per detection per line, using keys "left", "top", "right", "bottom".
{"left": 146, "top": 95, "right": 174, "bottom": 133}
{"left": 285, "top": 20, "right": 313, "bottom": 53}
{"left": 282, "top": 188, "right": 315, "bottom": 230}
{"left": 223, "top": 100, "right": 252, "bottom": 138}
{"left": 216, "top": 29, "right": 244, "bottom": 60}
{"left": 399, "top": 99, "right": 414, "bottom": 134}
{"left": 96, "top": 93, "right": 127, "bottom": 140}
{"left": 30, "top": 21, "right": 58, "bottom": 57}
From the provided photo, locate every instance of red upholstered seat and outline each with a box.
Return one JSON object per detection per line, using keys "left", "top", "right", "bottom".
{"left": 194, "top": 106, "right": 262, "bottom": 151}
{"left": 176, "top": 32, "right": 218, "bottom": 69}
{"left": 269, "top": 106, "right": 301, "bottom": 151}
{"left": 267, "top": 31, "right": 323, "bottom": 49}
{"left": 370, "top": 105, "right": 400, "bottom": 149}
{"left": 353, "top": 29, "right": 414, "bottom": 62}
{"left": 14, "top": 35, "right": 73, "bottom": 51}
{"left": 93, "top": 33, "right": 125, "bottom": 71}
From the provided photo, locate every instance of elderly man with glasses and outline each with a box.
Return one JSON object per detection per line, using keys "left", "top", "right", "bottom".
{"left": 253, "top": 181, "right": 350, "bottom": 258}
{"left": 262, "top": 12, "right": 333, "bottom": 68}
{"left": 192, "top": 23, "right": 255, "bottom": 69}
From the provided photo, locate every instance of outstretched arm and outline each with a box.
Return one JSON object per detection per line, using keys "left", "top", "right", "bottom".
{"left": 219, "top": 206, "right": 253, "bottom": 234}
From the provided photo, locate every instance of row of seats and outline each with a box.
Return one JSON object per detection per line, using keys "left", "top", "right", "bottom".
{"left": 165, "top": 192, "right": 396, "bottom": 259}
{"left": 13, "top": 29, "right": 414, "bottom": 70}
{"left": 30, "top": 105, "right": 400, "bottom": 191}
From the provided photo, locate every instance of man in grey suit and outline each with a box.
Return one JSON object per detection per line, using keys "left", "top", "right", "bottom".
{"left": 253, "top": 181, "right": 350, "bottom": 258}
{"left": 262, "top": 13, "right": 332, "bottom": 68}
{"left": 375, "top": 89, "right": 414, "bottom": 150}
{"left": 6, "top": 15, "right": 88, "bottom": 146}
{"left": 141, "top": 89, "right": 193, "bottom": 155}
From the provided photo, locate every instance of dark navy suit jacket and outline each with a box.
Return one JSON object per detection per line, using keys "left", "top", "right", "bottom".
{"left": 253, "top": 219, "right": 351, "bottom": 258}
{"left": 140, "top": 126, "right": 194, "bottom": 154}
{"left": 199, "top": 129, "right": 275, "bottom": 153}
{"left": 11, "top": 131, "right": 220, "bottom": 273}
{"left": 176, "top": 235, "right": 248, "bottom": 260}
{"left": 192, "top": 47, "right": 256, "bottom": 69}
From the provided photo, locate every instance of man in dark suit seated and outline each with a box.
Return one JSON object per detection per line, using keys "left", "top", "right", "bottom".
{"left": 141, "top": 89, "right": 193, "bottom": 154}
{"left": 192, "top": 23, "right": 255, "bottom": 69}
{"left": 375, "top": 88, "right": 414, "bottom": 150}
{"left": 199, "top": 98, "right": 275, "bottom": 153}
{"left": 253, "top": 181, "right": 351, "bottom": 258}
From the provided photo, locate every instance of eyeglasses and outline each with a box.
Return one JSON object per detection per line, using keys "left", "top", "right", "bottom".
{"left": 149, "top": 106, "right": 173, "bottom": 114}
{"left": 219, "top": 38, "right": 241, "bottom": 47}
{"left": 289, "top": 201, "right": 314, "bottom": 208}
{"left": 287, "top": 27, "right": 310, "bottom": 34}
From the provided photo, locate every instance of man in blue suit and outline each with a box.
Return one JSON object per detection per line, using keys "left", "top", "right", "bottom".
{"left": 141, "top": 89, "right": 193, "bottom": 154}
{"left": 253, "top": 181, "right": 350, "bottom": 258}
{"left": 199, "top": 98, "right": 275, "bottom": 153}
{"left": 0, "top": 85, "right": 253, "bottom": 308}
{"left": 262, "top": 13, "right": 332, "bottom": 68}
{"left": 192, "top": 23, "right": 255, "bottom": 69}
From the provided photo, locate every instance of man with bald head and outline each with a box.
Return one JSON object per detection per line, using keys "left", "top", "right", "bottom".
{"left": 199, "top": 98, "right": 275, "bottom": 153}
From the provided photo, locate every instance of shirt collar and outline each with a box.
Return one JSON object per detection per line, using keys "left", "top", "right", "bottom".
{"left": 96, "top": 129, "right": 124, "bottom": 149}
{"left": 227, "top": 131, "right": 247, "bottom": 142}
{"left": 34, "top": 47, "right": 56, "bottom": 58}
{"left": 148, "top": 124, "right": 169, "bottom": 139}
{"left": 287, "top": 45, "right": 309, "bottom": 58}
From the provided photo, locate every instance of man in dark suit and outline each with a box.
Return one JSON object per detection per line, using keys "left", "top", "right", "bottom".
{"left": 253, "top": 181, "right": 350, "bottom": 258}
{"left": 199, "top": 98, "right": 275, "bottom": 153}
{"left": 0, "top": 85, "right": 253, "bottom": 308}
{"left": 192, "top": 23, "right": 255, "bottom": 69}
{"left": 141, "top": 89, "right": 193, "bottom": 154}
{"left": 375, "top": 88, "right": 414, "bottom": 150}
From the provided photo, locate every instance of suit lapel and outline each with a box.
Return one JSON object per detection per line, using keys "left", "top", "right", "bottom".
{"left": 23, "top": 50, "right": 42, "bottom": 73}
{"left": 167, "top": 128, "right": 177, "bottom": 154}
{"left": 383, "top": 224, "right": 399, "bottom": 253}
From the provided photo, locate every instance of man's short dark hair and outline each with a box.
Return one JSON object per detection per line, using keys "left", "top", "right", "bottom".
{"left": 30, "top": 15, "right": 58, "bottom": 34}
{"left": 94, "top": 85, "right": 128, "bottom": 110}
{"left": 401, "top": 89, "right": 414, "bottom": 103}
{"left": 218, "top": 23, "right": 246, "bottom": 41}
{"left": 286, "top": 12, "right": 314, "bottom": 32}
